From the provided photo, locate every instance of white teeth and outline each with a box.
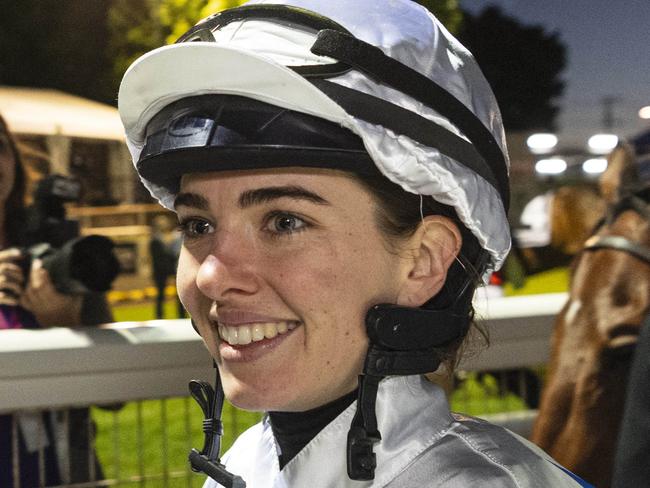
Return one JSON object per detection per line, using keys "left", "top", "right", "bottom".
{"left": 238, "top": 327, "right": 252, "bottom": 345}
{"left": 264, "top": 323, "right": 278, "bottom": 339}
{"left": 229, "top": 327, "right": 239, "bottom": 344}
{"left": 218, "top": 321, "right": 298, "bottom": 345}
{"left": 252, "top": 324, "right": 265, "bottom": 342}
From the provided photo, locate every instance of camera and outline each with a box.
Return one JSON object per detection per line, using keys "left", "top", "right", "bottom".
{"left": 20, "top": 236, "right": 120, "bottom": 294}
{"left": 24, "top": 174, "right": 83, "bottom": 248}
{"left": 19, "top": 174, "right": 120, "bottom": 294}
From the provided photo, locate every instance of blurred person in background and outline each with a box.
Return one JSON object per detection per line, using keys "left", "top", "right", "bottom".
{"left": 0, "top": 114, "right": 112, "bottom": 487}
{"left": 149, "top": 213, "right": 184, "bottom": 319}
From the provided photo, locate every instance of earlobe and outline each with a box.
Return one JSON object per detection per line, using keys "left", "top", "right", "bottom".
{"left": 397, "top": 216, "right": 461, "bottom": 307}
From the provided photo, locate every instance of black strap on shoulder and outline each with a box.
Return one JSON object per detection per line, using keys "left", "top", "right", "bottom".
{"left": 310, "top": 79, "right": 502, "bottom": 194}
{"left": 311, "top": 29, "right": 510, "bottom": 211}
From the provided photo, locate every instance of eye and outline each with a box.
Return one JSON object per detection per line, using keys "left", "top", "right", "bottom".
{"left": 266, "top": 212, "right": 308, "bottom": 235}
{"left": 178, "top": 218, "right": 214, "bottom": 239}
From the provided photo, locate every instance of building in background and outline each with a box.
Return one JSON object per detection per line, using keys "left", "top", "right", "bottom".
{"left": 0, "top": 86, "right": 174, "bottom": 293}
{"left": 0, "top": 85, "right": 144, "bottom": 205}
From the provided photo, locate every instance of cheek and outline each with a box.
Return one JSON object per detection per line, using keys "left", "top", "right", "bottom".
{"left": 176, "top": 249, "right": 206, "bottom": 317}
{"left": 176, "top": 252, "right": 221, "bottom": 356}
{"left": 269, "top": 233, "right": 400, "bottom": 333}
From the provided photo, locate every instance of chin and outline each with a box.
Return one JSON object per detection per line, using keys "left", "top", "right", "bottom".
{"left": 225, "top": 392, "right": 301, "bottom": 413}
{"left": 222, "top": 377, "right": 295, "bottom": 412}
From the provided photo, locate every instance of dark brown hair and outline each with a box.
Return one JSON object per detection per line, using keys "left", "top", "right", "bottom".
{"left": 0, "top": 115, "right": 27, "bottom": 247}
{"left": 353, "top": 172, "right": 490, "bottom": 366}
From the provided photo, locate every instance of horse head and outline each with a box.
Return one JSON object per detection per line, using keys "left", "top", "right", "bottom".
{"left": 514, "top": 185, "right": 605, "bottom": 275}
{"left": 531, "top": 142, "right": 650, "bottom": 488}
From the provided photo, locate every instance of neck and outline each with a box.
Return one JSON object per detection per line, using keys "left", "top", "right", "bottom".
{"left": 268, "top": 389, "right": 357, "bottom": 469}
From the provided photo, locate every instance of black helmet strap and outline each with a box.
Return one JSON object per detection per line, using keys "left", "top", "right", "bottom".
{"left": 171, "top": 4, "right": 509, "bottom": 213}
{"left": 347, "top": 303, "right": 467, "bottom": 480}
{"left": 188, "top": 353, "right": 246, "bottom": 487}
{"left": 309, "top": 29, "right": 509, "bottom": 211}
{"left": 188, "top": 303, "right": 470, "bottom": 484}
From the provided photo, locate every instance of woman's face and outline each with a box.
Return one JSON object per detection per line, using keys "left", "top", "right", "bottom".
{"left": 0, "top": 134, "right": 16, "bottom": 205}
{"left": 176, "top": 168, "right": 410, "bottom": 411}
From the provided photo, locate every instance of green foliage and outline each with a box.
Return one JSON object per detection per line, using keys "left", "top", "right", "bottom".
{"left": 108, "top": 0, "right": 247, "bottom": 83}
{"left": 107, "top": 0, "right": 461, "bottom": 93}
{"left": 450, "top": 372, "right": 528, "bottom": 415}
{"left": 414, "top": 0, "right": 463, "bottom": 34}
{"left": 109, "top": 0, "right": 165, "bottom": 88}
{"left": 163, "top": 0, "right": 247, "bottom": 43}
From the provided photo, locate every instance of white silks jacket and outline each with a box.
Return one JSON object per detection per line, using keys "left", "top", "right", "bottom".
{"left": 203, "top": 376, "right": 591, "bottom": 488}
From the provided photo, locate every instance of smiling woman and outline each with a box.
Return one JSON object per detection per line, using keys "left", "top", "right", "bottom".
{"left": 176, "top": 169, "right": 416, "bottom": 413}
{"left": 117, "top": 1, "right": 591, "bottom": 487}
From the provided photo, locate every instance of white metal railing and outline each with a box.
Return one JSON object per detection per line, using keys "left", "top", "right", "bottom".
{"left": 0, "top": 293, "right": 568, "bottom": 487}
{"left": 0, "top": 293, "right": 568, "bottom": 412}
{"left": 465, "top": 292, "right": 567, "bottom": 370}
{"left": 0, "top": 319, "right": 212, "bottom": 414}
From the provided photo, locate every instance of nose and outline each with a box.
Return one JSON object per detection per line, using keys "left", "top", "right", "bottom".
{"left": 195, "top": 234, "right": 260, "bottom": 300}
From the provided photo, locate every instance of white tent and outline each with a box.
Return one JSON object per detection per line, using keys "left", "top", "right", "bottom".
{"left": 0, "top": 86, "right": 135, "bottom": 201}
{"left": 0, "top": 86, "right": 124, "bottom": 141}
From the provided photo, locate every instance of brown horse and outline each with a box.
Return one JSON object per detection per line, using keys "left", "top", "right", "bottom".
{"left": 531, "top": 144, "right": 650, "bottom": 488}
{"left": 514, "top": 184, "right": 606, "bottom": 276}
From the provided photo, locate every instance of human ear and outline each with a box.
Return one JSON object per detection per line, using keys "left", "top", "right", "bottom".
{"left": 396, "top": 216, "right": 461, "bottom": 307}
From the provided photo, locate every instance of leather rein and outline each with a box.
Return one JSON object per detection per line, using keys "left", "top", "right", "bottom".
{"left": 582, "top": 191, "right": 650, "bottom": 265}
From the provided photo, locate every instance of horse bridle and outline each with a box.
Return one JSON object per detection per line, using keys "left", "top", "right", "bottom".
{"left": 582, "top": 189, "right": 650, "bottom": 265}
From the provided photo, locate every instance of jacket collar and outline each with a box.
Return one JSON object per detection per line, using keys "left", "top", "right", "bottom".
{"left": 275, "top": 375, "right": 452, "bottom": 487}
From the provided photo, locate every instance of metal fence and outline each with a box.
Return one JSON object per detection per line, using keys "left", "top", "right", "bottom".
{"left": 0, "top": 293, "right": 568, "bottom": 487}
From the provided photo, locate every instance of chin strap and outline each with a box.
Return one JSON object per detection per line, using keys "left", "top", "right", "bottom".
{"left": 189, "top": 364, "right": 246, "bottom": 488}
{"left": 346, "top": 303, "right": 466, "bottom": 480}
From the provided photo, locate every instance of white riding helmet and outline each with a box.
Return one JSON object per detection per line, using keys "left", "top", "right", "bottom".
{"left": 118, "top": 0, "right": 511, "bottom": 279}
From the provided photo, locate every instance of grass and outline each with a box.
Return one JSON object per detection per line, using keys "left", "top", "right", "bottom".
{"left": 503, "top": 266, "right": 570, "bottom": 296}
{"left": 95, "top": 298, "right": 262, "bottom": 487}
{"left": 92, "top": 398, "right": 261, "bottom": 487}
{"left": 110, "top": 300, "right": 184, "bottom": 323}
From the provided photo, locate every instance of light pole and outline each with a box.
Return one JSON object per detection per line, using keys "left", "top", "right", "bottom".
{"left": 526, "top": 132, "right": 616, "bottom": 178}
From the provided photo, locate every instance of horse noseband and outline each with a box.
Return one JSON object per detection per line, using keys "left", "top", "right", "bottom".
{"left": 582, "top": 192, "right": 650, "bottom": 266}
{"left": 583, "top": 235, "right": 650, "bottom": 265}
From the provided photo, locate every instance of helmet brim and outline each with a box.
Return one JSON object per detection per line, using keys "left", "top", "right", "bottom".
{"left": 118, "top": 42, "right": 349, "bottom": 149}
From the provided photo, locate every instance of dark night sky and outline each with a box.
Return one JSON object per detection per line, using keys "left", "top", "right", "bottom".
{"left": 460, "top": 0, "right": 650, "bottom": 147}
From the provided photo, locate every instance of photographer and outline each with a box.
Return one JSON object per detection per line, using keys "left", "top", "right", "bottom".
{"left": 0, "top": 114, "right": 112, "bottom": 486}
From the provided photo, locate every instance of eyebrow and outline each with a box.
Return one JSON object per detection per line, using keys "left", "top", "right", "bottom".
{"left": 238, "top": 185, "right": 330, "bottom": 208}
{"left": 173, "top": 185, "right": 330, "bottom": 211}
{"left": 174, "top": 192, "right": 210, "bottom": 211}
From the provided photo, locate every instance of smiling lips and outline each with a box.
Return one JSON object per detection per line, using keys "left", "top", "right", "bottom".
{"left": 218, "top": 321, "right": 299, "bottom": 346}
